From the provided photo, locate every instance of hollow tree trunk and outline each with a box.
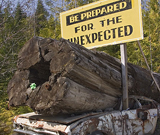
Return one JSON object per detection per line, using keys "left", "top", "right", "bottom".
{"left": 7, "top": 36, "right": 160, "bottom": 115}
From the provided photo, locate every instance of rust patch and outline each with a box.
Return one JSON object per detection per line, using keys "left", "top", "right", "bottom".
{"left": 15, "top": 117, "right": 67, "bottom": 133}
{"left": 14, "top": 115, "right": 20, "bottom": 122}
{"left": 45, "top": 84, "right": 51, "bottom": 90}
{"left": 51, "top": 125, "right": 67, "bottom": 132}
{"left": 83, "top": 118, "right": 99, "bottom": 134}
{"left": 36, "top": 122, "right": 44, "bottom": 128}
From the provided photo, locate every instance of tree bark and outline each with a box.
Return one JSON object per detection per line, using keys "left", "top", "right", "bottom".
{"left": 7, "top": 36, "right": 160, "bottom": 115}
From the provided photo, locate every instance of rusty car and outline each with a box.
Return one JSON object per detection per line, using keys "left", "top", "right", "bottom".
{"left": 13, "top": 95, "right": 160, "bottom": 135}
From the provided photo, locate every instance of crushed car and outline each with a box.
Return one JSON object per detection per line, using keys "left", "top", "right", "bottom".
{"left": 13, "top": 95, "right": 160, "bottom": 135}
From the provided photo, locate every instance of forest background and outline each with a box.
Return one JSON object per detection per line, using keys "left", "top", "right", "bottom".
{"left": 0, "top": 0, "right": 160, "bottom": 134}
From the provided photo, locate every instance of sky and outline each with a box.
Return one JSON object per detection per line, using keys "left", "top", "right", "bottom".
{"left": 0, "top": 0, "right": 64, "bottom": 16}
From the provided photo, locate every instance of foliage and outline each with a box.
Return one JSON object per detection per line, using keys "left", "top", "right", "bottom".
{"left": 39, "top": 15, "right": 61, "bottom": 39}
{"left": 0, "top": 1, "right": 33, "bottom": 134}
{"left": 64, "top": 0, "right": 98, "bottom": 9}
{"left": 0, "top": 92, "right": 32, "bottom": 135}
{"left": 35, "top": 0, "right": 49, "bottom": 35}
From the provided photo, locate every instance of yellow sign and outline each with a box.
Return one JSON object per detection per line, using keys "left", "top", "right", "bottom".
{"left": 60, "top": 0, "right": 143, "bottom": 49}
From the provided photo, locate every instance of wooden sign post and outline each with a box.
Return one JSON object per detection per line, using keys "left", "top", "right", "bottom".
{"left": 120, "top": 44, "right": 128, "bottom": 110}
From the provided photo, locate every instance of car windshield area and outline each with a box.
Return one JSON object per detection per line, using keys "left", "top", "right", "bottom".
{"left": 128, "top": 97, "right": 157, "bottom": 110}
{"left": 128, "top": 98, "right": 139, "bottom": 109}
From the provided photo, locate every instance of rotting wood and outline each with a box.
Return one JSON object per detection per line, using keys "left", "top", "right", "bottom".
{"left": 27, "top": 77, "right": 117, "bottom": 115}
{"left": 7, "top": 36, "right": 160, "bottom": 115}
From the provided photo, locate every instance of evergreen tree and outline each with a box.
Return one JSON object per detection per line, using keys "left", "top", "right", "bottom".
{"left": 127, "top": 0, "right": 160, "bottom": 71}
{"left": 0, "top": 2, "right": 32, "bottom": 134}
{"left": 0, "top": 6, "right": 3, "bottom": 26}
{"left": 64, "top": 0, "right": 98, "bottom": 9}
{"left": 146, "top": 0, "right": 160, "bottom": 72}
{"left": 39, "top": 15, "right": 61, "bottom": 39}
{"left": 14, "top": 2, "right": 26, "bottom": 26}
{"left": 35, "top": 0, "right": 49, "bottom": 35}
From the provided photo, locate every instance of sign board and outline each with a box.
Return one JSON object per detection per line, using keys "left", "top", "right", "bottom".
{"left": 60, "top": 0, "right": 143, "bottom": 49}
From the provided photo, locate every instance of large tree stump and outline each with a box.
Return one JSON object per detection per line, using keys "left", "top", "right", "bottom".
{"left": 7, "top": 37, "right": 160, "bottom": 115}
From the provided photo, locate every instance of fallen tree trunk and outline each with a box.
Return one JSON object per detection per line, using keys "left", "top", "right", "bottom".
{"left": 7, "top": 37, "right": 160, "bottom": 115}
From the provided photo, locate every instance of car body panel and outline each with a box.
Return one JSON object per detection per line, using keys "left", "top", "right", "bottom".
{"left": 13, "top": 96, "right": 159, "bottom": 135}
